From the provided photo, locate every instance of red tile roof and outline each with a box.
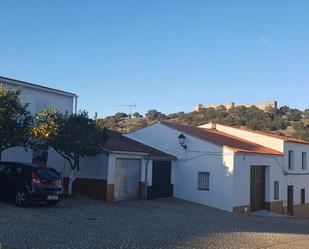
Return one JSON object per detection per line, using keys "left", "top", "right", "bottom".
{"left": 219, "top": 124, "right": 309, "bottom": 145}
{"left": 103, "top": 130, "right": 176, "bottom": 160}
{"left": 161, "top": 121, "right": 283, "bottom": 156}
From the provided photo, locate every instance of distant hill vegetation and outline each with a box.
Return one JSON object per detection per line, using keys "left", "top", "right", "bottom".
{"left": 96, "top": 105, "right": 309, "bottom": 141}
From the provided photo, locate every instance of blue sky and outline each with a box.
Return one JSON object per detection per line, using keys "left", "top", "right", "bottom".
{"left": 1, "top": 1, "right": 309, "bottom": 117}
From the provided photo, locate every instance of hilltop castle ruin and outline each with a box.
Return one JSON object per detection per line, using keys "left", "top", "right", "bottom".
{"left": 194, "top": 100, "right": 277, "bottom": 112}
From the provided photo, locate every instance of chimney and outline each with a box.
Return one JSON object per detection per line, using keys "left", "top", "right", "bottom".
{"left": 210, "top": 122, "right": 217, "bottom": 129}
{"left": 198, "top": 122, "right": 217, "bottom": 129}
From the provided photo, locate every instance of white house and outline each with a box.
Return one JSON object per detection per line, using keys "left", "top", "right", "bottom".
{"left": 127, "top": 121, "right": 309, "bottom": 218}
{"left": 0, "top": 76, "right": 77, "bottom": 166}
{"left": 69, "top": 129, "right": 176, "bottom": 201}
{"left": 0, "top": 76, "right": 176, "bottom": 202}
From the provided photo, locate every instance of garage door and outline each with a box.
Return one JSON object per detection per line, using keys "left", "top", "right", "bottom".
{"left": 114, "top": 159, "right": 141, "bottom": 201}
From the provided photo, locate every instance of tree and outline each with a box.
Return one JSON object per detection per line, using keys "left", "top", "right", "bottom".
{"left": 32, "top": 110, "right": 107, "bottom": 194}
{"left": 114, "top": 112, "right": 128, "bottom": 122}
{"left": 145, "top": 109, "right": 162, "bottom": 120}
{"left": 304, "top": 109, "right": 309, "bottom": 119}
{"left": 278, "top": 105, "right": 290, "bottom": 116}
{"left": 132, "top": 112, "right": 143, "bottom": 118}
{"left": 0, "top": 87, "right": 32, "bottom": 161}
{"left": 287, "top": 109, "right": 302, "bottom": 121}
{"left": 31, "top": 108, "right": 60, "bottom": 150}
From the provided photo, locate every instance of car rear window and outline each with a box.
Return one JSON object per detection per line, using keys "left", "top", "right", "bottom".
{"left": 35, "top": 168, "right": 61, "bottom": 180}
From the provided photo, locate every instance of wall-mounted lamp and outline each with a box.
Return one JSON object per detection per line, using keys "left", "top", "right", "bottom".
{"left": 178, "top": 133, "right": 187, "bottom": 150}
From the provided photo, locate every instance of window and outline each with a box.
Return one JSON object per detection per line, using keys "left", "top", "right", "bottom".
{"left": 0, "top": 164, "right": 7, "bottom": 175}
{"left": 36, "top": 168, "right": 60, "bottom": 179}
{"left": 32, "top": 149, "right": 48, "bottom": 166}
{"left": 35, "top": 98, "right": 50, "bottom": 113}
{"left": 6, "top": 165, "right": 23, "bottom": 176}
{"left": 274, "top": 181, "right": 279, "bottom": 200}
{"left": 288, "top": 150, "right": 294, "bottom": 170}
{"left": 301, "top": 189, "right": 305, "bottom": 204}
{"left": 302, "top": 152, "right": 307, "bottom": 170}
{"left": 198, "top": 172, "right": 210, "bottom": 190}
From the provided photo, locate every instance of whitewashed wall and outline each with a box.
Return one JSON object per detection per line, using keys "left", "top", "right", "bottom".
{"left": 199, "top": 123, "right": 284, "bottom": 152}
{"left": 127, "top": 123, "right": 235, "bottom": 211}
{"left": 233, "top": 153, "right": 285, "bottom": 207}
{"left": 2, "top": 82, "right": 75, "bottom": 166}
{"left": 48, "top": 150, "right": 109, "bottom": 180}
{"left": 284, "top": 142, "right": 309, "bottom": 206}
{"left": 2, "top": 83, "right": 74, "bottom": 115}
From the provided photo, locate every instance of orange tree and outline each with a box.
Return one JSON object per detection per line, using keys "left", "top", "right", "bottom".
{"left": 32, "top": 110, "right": 107, "bottom": 194}
{"left": 0, "top": 87, "right": 32, "bottom": 161}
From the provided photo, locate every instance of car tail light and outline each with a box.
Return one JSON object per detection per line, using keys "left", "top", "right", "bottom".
{"left": 32, "top": 172, "right": 43, "bottom": 188}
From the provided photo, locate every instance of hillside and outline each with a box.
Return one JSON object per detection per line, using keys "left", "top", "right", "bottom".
{"left": 96, "top": 105, "right": 309, "bottom": 141}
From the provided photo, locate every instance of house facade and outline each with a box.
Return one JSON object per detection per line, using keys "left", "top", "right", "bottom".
{"left": 0, "top": 76, "right": 77, "bottom": 167}
{"left": 1, "top": 76, "right": 175, "bottom": 202}
{"left": 68, "top": 130, "right": 175, "bottom": 202}
{"left": 127, "top": 121, "right": 309, "bottom": 217}
{"left": 199, "top": 123, "right": 309, "bottom": 217}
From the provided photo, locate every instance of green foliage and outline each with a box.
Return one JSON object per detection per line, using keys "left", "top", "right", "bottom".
{"left": 30, "top": 108, "right": 60, "bottom": 150}
{"left": 53, "top": 111, "right": 107, "bottom": 170}
{"left": 145, "top": 109, "right": 165, "bottom": 121}
{"left": 114, "top": 112, "right": 128, "bottom": 122}
{"left": 0, "top": 87, "right": 32, "bottom": 159}
{"left": 33, "top": 110, "right": 107, "bottom": 170}
{"left": 286, "top": 108, "right": 302, "bottom": 121}
{"left": 304, "top": 109, "right": 309, "bottom": 119}
{"left": 93, "top": 104, "right": 309, "bottom": 141}
{"left": 132, "top": 112, "right": 143, "bottom": 118}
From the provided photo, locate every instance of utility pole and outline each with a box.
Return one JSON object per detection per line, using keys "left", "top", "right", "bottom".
{"left": 115, "top": 103, "right": 137, "bottom": 119}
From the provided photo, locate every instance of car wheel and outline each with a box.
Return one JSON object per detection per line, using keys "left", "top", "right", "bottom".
{"left": 46, "top": 201, "right": 59, "bottom": 207}
{"left": 15, "top": 189, "right": 30, "bottom": 207}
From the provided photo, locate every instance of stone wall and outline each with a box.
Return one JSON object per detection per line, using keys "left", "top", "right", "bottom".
{"left": 195, "top": 100, "right": 277, "bottom": 112}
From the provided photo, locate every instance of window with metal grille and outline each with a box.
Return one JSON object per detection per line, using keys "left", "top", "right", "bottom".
{"left": 301, "top": 188, "right": 305, "bottom": 204}
{"left": 274, "top": 181, "right": 279, "bottom": 200}
{"left": 198, "top": 172, "right": 209, "bottom": 191}
{"left": 302, "top": 152, "right": 307, "bottom": 170}
{"left": 288, "top": 150, "right": 294, "bottom": 170}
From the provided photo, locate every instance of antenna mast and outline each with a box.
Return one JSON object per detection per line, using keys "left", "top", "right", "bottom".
{"left": 115, "top": 103, "right": 137, "bottom": 118}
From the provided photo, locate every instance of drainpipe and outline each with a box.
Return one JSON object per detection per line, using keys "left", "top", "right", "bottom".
{"left": 144, "top": 155, "right": 150, "bottom": 200}
{"left": 74, "top": 96, "right": 78, "bottom": 114}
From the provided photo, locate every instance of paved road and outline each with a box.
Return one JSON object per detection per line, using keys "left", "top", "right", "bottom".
{"left": 1, "top": 197, "right": 309, "bottom": 249}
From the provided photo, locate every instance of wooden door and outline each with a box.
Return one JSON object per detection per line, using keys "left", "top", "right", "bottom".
{"left": 250, "top": 166, "right": 265, "bottom": 211}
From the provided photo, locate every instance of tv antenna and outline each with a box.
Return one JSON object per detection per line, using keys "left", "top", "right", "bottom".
{"left": 114, "top": 103, "right": 137, "bottom": 118}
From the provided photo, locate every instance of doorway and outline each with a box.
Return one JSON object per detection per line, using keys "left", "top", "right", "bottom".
{"left": 250, "top": 166, "right": 265, "bottom": 211}
{"left": 114, "top": 159, "right": 141, "bottom": 201}
{"left": 149, "top": 160, "right": 172, "bottom": 199}
{"left": 287, "top": 185, "right": 294, "bottom": 215}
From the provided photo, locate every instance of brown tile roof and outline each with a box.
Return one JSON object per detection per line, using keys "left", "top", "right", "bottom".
{"left": 103, "top": 130, "right": 176, "bottom": 160}
{"left": 161, "top": 121, "right": 283, "bottom": 156}
{"left": 220, "top": 124, "right": 309, "bottom": 145}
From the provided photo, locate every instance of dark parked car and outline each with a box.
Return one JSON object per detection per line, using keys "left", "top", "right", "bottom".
{"left": 0, "top": 162, "right": 63, "bottom": 207}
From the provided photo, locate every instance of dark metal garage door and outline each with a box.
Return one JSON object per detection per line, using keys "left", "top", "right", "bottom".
{"left": 148, "top": 160, "right": 172, "bottom": 200}
{"left": 114, "top": 159, "right": 141, "bottom": 201}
